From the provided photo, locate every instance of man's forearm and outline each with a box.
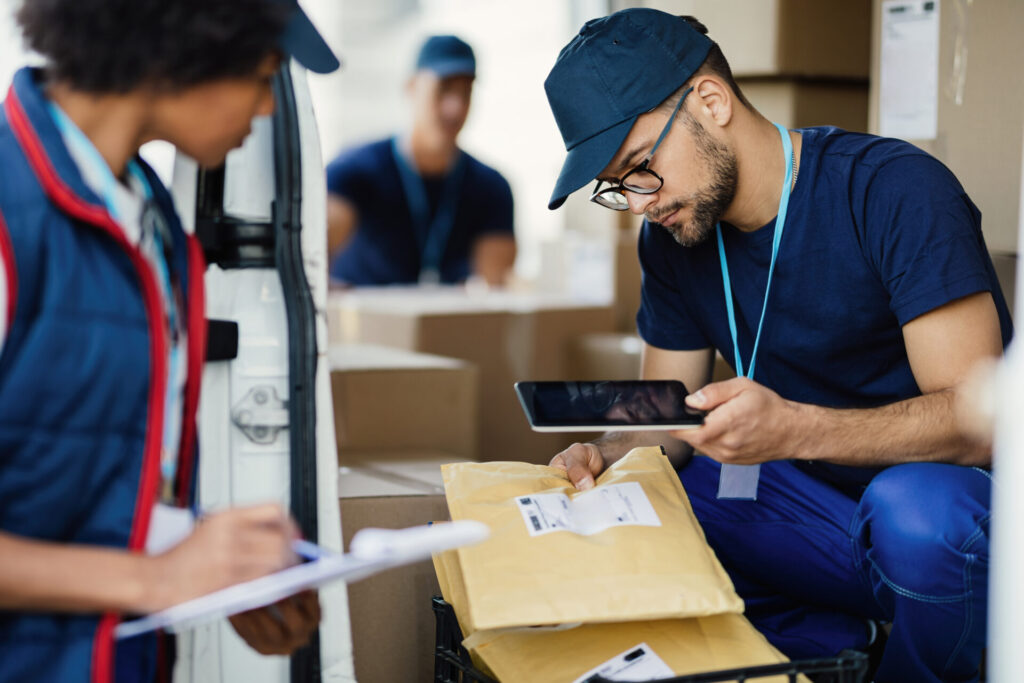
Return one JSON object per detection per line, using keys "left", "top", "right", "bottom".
{"left": 594, "top": 430, "right": 691, "bottom": 468}
{"left": 0, "top": 531, "right": 157, "bottom": 614}
{"left": 794, "top": 389, "right": 989, "bottom": 467}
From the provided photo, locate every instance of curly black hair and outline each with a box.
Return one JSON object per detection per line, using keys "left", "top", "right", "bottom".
{"left": 17, "top": 0, "right": 291, "bottom": 94}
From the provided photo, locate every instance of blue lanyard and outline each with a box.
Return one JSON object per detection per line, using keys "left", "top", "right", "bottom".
{"left": 391, "top": 136, "right": 467, "bottom": 283}
{"left": 716, "top": 122, "right": 794, "bottom": 381}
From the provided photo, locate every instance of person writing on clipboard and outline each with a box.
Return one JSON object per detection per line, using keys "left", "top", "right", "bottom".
{"left": 0, "top": 0, "right": 338, "bottom": 679}
{"left": 326, "top": 35, "right": 516, "bottom": 287}
{"left": 543, "top": 10, "right": 1008, "bottom": 683}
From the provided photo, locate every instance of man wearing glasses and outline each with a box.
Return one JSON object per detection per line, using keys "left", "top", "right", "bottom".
{"left": 545, "top": 9, "right": 1008, "bottom": 683}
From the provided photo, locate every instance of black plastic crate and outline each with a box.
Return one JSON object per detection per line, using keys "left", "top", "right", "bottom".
{"left": 432, "top": 597, "right": 868, "bottom": 683}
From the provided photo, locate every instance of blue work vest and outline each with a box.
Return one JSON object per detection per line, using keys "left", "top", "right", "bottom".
{"left": 0, "top": 67, "right": 206, "bottom": 683}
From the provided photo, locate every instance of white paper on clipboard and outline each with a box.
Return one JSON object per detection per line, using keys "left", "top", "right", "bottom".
{"left": 114, "top": 520, "right": 488, "bottom": 640}
{"left": 879, "top": 0, "right": 941, "bottom": 140}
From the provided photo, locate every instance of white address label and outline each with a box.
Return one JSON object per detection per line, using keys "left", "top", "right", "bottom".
{"left": 572, "top": 642, "right": 675, "bottom": 683}
{"left": 514, "top": 482, "right": 661, "bottom": 537}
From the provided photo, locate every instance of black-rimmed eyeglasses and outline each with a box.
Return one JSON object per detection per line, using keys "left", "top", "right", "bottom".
{"left": 589, "top": 86, "right": 693, "bottom": 211}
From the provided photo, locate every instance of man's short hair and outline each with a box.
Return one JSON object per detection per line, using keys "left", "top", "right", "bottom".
{"left": 17, "top": 0, "right": 291, "bottom": 94}
{"left": 663, "top": 16, "right": 751, "bottom": 113}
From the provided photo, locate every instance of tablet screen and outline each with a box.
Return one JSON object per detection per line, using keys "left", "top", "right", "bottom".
{"left": 515, "top": 380, "right": 704, "bottom": 430}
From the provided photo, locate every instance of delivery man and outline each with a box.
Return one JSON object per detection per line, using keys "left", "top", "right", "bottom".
{"left": 544, "top": 10, "right": 1008, "bottom": 683}
{"left": 326, "top": 35, "right": 516, "bottom": 287}
{"left": 0, "top": 0, "right": 338, "bottom": 679}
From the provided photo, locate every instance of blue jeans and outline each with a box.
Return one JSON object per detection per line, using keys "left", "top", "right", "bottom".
{"left": 678, "top": 456, "right": 990, "bottom": 683}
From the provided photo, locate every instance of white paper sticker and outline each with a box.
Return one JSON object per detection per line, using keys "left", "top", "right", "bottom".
{"left": 717, "top": 463, "right": 761, "bottom": 500}
{"left": 145, "top": 503, "right": 195, "bottom": 555}
{"left": 515, "top": 482, "right": 661, "bottom": 537}
{"left": 572, "top": 643, "right": 675, "bottom": 683}
{"left": 879, "top": 0, "right": 940, "bottom": 140}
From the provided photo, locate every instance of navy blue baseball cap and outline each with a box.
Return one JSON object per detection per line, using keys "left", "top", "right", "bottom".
{"left": 416, "top": 35, "right": 476, "bottom": 78}
{"left": 276, "top": 0, "right": 340, "bottom": 74}
{"left": 544, "top": 9, "right": 712, "bottom": 209}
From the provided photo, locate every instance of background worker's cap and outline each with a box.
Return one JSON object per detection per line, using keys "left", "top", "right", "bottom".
{"left": 416, "top": 35, "right": 477, "bottom": 78}
{"left": 275, "top": 0, "right": 341, "bottom": 74}
{"left": 544, "top": 9, "right": 712, "bottom": 209}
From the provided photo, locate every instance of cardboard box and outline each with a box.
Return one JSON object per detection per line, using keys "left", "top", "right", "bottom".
{"left": 570, "top": 332, "right": 737, "bottom": 385}
{"left": 991, "top": 251, "right": 1017, "bottom": 317}
{"left": 614, "top": 225, "right": 643, "bottom": 333}
{"left": 338, "top": 456, "right": 459, "bottom": 683}
{"left": 739, "top": 78, "right": 869, "bottom": 133}
{"left": 869, "top": 0, "right": 1024, "bottom": 252}
{"left": 629, "top": 0, "right": 872, "bottom": 79}
{"left": 329, "top": 289, "right": 614, "bottom": 463}
{"left": 570, "top": 332, "right": 644, "bottom": 381}
{"left": 329, "top": 344, "right": 478, "bottom": 461}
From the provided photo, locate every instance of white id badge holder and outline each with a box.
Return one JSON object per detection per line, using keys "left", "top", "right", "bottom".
{"left": 717, "top": 463, "right": 761, "bottom": 500}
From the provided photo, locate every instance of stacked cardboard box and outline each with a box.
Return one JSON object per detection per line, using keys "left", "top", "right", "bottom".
{"left": 869, "top": 0, "right": 1024, "bottom": 253}
{"left": 338, "top": 456, "right": 460, "bottom": 683}
{"left": 329, "top": 344, "right": 478, "bottom": 462}
{"left": 328, "top": 288, "right": 615, "bottom": 464}
{"left": 626, "top": 0, "right": 872, "bottom": 132}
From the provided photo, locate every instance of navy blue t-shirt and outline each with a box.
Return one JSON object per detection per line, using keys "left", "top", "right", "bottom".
{"left": 637, "top": 127, "right": 1013, "bottom": 486}
{"left": 327, "top": 138, "right": 514, "bottom": 285}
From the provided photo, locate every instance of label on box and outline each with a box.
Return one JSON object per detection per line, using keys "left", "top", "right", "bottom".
{"left": 514, "top": 482, "right": 661, "bottom": 537}
{"left": 572, "top": 643, "right": 675, "bottom": 683}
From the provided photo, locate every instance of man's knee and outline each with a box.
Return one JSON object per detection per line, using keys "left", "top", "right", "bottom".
{"left": 857, "top": 464, "right": 990, "bottom": 594}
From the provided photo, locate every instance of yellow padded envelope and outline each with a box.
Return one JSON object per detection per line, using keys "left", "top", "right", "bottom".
{"left": 462, "top": 615, "right": 805, "bottom": 683}
{"left": 442, "top": 447, "right": 743, "bottom": 631}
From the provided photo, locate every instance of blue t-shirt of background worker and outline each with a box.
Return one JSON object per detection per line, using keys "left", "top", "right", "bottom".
{"left": 637, "top": 126, "right": 1013, "bottom": 490}
{"left": 326, "top": 137, "right": 514, "bottom": 285}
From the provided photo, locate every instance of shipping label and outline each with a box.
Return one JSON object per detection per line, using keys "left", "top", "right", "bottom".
{"left": 572, "top": 643, "right": 675, "bottom": 683}
{"left": 514, "top": 482, "right": 661, "bottom": 537}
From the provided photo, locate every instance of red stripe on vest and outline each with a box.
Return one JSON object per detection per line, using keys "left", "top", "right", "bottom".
{"left": 5, "top": 85, "right": 170, "bottom": 683}
{"left": 175, "top": 235, "right": 207, "bottom": 504}
{"left": 0, "top": 209, "right": 16, "bottom": 332}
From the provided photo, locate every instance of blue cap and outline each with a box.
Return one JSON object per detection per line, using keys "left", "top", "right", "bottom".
{"left": 544, "top": 9, "right": 712, "bottom": 209}
{"left": 276, "top": 0, "right": 340, "bottom": 74}
{"left": 416, "top": 35, "right": 476, "bottom": 78}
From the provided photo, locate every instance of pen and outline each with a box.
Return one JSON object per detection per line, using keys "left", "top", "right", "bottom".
{"left": 292, "top": 538, "right": 329, "bottom": 561}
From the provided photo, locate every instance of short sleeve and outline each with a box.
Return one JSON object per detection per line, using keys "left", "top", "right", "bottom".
{"left": 473, "top": 166, "right": 514, "bottom": 237}
{"left": 635, "top": 220, "right": 711, "bottom": 351}
{"left": 325, "top": 146, "right": 376, "bottom": 213}
{"left": 860, "top": 155, "right": 994, "bottom": 325}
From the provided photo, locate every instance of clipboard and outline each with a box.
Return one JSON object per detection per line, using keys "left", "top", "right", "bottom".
{"left": 115, "top": 520, "right": 488, "bottom": 639}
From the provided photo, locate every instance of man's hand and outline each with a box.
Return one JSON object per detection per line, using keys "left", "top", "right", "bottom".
{"left": 550, "top": 442, "right": 606, "bottom": 490}
{"left": 671, "top": 377, "right": 804, "bottom": 465}
{"left": 229, "top": 590, "right": 321, "bottom": 656}
{"left": 145, "top": 504, "right": 300, "bottom": 612}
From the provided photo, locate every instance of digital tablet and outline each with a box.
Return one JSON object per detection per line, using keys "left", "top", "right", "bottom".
{"left": 514, "top": 380, "right": 704, "bottom": 432}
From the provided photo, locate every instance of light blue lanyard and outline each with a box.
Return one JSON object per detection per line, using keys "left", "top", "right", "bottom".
{"left": 391, "top": 136, "right": 467, "bottom": 283}
{"left": 716, "top": 122, "right": 794, "bottom": 381}
{"left": 714, "top": 123, "right": 793, "bottom": 501}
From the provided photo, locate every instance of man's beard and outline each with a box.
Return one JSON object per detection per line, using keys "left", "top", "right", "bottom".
{"left": 647, "top": 118, "right": 738, "bottom": 247}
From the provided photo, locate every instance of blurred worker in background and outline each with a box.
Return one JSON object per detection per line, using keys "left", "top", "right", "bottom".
{"left": 326, "top": 35, "right": 516, "bottom": 287}
{"left": 544, "top": 9, "right": 1008, "bottom": 683}
{"left": 0, "top": 0, "right": 338, "bottom": 679}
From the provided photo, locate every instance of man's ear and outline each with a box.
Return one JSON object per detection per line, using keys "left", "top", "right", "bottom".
{"left": 691, "top": 75, "right": 734, "bottom": 128}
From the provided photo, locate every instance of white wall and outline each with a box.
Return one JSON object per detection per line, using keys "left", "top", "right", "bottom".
{"left": 0, "top": 0, "right": 30, "bottom": 93}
